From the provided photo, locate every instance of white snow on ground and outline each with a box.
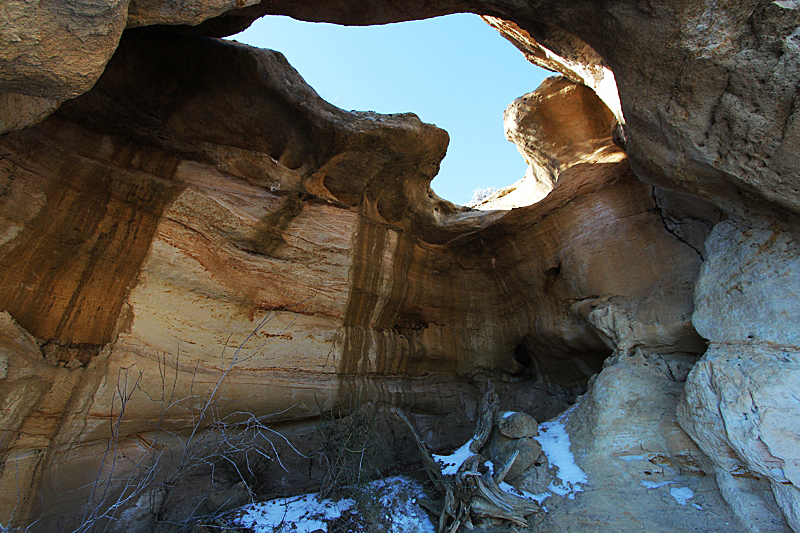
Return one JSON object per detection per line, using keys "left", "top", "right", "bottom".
{"left": 619, "top": 455, "right": 649, "bottom": 461}
{"left": 499, "top": 481, "right": 551, "bottom": 504}
{"left": 641, "top": 480, "right": 676, "bottom": 489}
{"left": 670, "top": 487, "right": 695, "bottom": 505}
{"left": 374, "top": 476, "right": 436, "bottom": 533}
{"left": 234, "top": 476, "right": 435, "bottom": 533}
{"left": 235, "top": 492, "right": 352, "bottom": 533}
{"left": 433, "top": 438, "right": 475, "bottom": 475}
{"left": 534, "top": 409, "right": 588, "bottom": 500}
{"left": 642, "top": 481, "right": 702, "bottom": 509}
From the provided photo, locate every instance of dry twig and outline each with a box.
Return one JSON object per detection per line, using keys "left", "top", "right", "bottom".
{"left": 393, "top": 382, "right": 540, "bottom": 533}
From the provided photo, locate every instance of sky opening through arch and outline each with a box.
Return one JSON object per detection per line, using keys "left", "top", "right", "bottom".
{"left": 230, "top": 14, "right": 550, "bottom": 206}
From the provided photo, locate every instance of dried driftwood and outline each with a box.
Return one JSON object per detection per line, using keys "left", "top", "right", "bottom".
{"left": 393, "top": 382, "right": 540, "bottom": 533}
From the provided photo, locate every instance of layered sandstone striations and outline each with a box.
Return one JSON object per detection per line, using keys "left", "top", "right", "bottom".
{"left": 0, "top": 32, "right": 463, "bottom": 527}
{"left": 0, "top": 26, "right": 712, "bottom": 530}
{"left": 1, "top": 0, "right": 800, "bottom": 531}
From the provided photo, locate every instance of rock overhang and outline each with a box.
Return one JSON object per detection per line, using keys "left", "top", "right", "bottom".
{"left": 2, "top": 1, "right": 800, "bottom": 530}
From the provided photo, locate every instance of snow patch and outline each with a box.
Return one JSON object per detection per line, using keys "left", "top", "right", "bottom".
{"left": 641, "top": 480, "right": 676, "bottom": 489}
{"left": 670, "top": 487, "right": 695, "bottom": 505}
{"left": 775, "top": 0, "right": 800, "bottom": 9}
{"left": 499, "top": 482, "right": 551, "bottom": 504}
{"left": 502, "top": 411, "right": 516, "bottom": 419}
{"left": 235, "top": 493, "right": 352, "bottom": 533}
{"left": 234, "top": 476, "right": 435, "bottom": 533}
{"left": 433, "top": 438, "right": 475, "bottom": 476}
{"left": 619, "top": 455, "right": 649, "bottom": 462}
{"left": 534, "top": 410, "right": 587, "bottom": 499}
{"left": 373, "top": 476, "right": 437, "bottom": 533}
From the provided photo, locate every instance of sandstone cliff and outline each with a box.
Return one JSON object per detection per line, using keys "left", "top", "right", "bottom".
{"left": 1, "top": 1, "right": 799, "bottom": 532}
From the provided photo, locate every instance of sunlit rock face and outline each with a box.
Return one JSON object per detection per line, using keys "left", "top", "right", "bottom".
{"left": 216, "top": 0, "right": 800, "bottom": 223}
{"left": 482, "top": 16, "right": 623, "bottom": 127}
{"left": 678, "top": 220, "right": 800, "bottom": 532}
{"left": 471, "top": 75, "right": 618, "bottom": 209}
{"left": 470, "top": 75, "right": 705, "bottom": 387}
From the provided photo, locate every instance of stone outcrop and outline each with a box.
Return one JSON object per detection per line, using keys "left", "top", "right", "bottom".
{"left": 482, "top": 16, "right": 623, "bottom": 127}
{"left": 471, "top": 76, "right": 618, "bottom": 209}
{"left": 126, "top": 0, "right": 261, "bottom": 27}
{"left": 0, "top": 31, "right": 463, "bottom": 527}
{"left": 5, "top": 0, "right": 800, "bottom": 224}
{"left": 0, "top": 0, "right": 129, "bottom": 134}
{"left": 217, "top": 0, "right": 799, "bottom": 223}
{"left": 0, "top": 93, "right": 63, "bottom": 135}
{"left": 0, "top": 312, "right": 85, "bottom": 519}
{"left": 678, "top": 219, "right": 800, "bottom": 532}
{"left": 529, "top": 350, "right": 749, "bottom": 532}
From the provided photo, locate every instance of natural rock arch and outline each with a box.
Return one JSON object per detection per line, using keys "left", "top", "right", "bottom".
{"left": 0, "top": 2, "right": 799, "bottom": 532}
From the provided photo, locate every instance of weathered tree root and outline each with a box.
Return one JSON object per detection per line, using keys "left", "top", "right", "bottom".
{"left": 393, "top": 382, "right": 540, "bottom": 532}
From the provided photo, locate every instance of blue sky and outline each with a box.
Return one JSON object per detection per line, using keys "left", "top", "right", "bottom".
{"left": 230, "top": 14, "right": 550, "bottom": 205}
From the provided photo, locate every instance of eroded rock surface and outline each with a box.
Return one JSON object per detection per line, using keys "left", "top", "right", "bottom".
{"left": 679, "top": 219, "right": 800, "bottom": 532}
{"left": 5, "top": 0, "right": 799, "bottom": 225}
{"left": 531, "top": 350, "right": 747, "bottom": 533}
{"left": 0, "top": 25, "right": 712, "bottom": 530}
{"left": 483, "top": 16, "right": 623, "bottom": 126}
{"left": 472, "top": 76, "right": 617, "bottom": 209}
{"left": 1, "top": 1, "right": 799, "bottom": 531}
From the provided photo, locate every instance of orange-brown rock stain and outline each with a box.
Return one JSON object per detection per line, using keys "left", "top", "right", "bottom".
{"left": 341, "top": 214, "right": 449, "bottom": 379}
{"left": 0, "top": 124, "right": 185, "bottom": 346}
{"left": 341, "top": 215, "right": 388, "bottom": 375}
{"left": 339, "top": 210, "right": 499, "bottom": 385}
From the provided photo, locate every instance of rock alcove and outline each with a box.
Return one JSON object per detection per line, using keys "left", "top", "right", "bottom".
{"left": 1, "top": 1, "right": 799, "bottom": 532}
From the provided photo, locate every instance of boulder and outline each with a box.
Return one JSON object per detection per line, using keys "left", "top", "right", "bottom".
{"left": 680, "top": 345, "right": 800, "bottom": 533}
{"left": 486, "top": 433, "right": 545, "bottom": 481}
{"left": 498, "top": 411, "right": 539, "bottom": 439}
